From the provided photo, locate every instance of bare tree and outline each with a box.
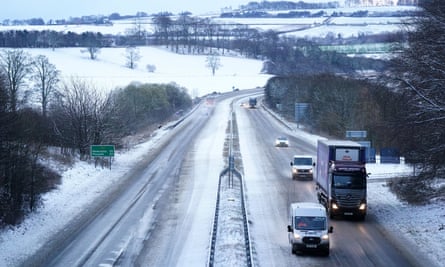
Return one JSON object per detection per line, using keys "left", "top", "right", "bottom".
{"left": 205, "top": 52, "right": 222, "bottom": 76}
{"left": 388, "top": 0, "right": 445, "bottom": 170}
{"left": 0, "top": 49, "right": 30, "bottom": 112}
{"left": 152, "top": 12, "right": 173, "bottom": 46}
{"left": 82, "top": 46, "right": 101, "bottom": 60}
{"left": 126, "top": 15, "right": 147, "bottom": 45}
{"left": 53, "top": 78, "right": 115, "bottom": 159}
{"left": 31, "top": 55, "right": 60, "bottom": 117}
{"left": 178, "top": 12, "right": 192, "bottom": 53}
{"left": 125, "top": 46, "right": 141, "bottom": 69}
{"left": 80, "top": 32, "right": 102, "bottom": 60}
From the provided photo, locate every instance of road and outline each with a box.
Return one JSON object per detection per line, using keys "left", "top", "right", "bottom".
{"left": 237, "top": 96, "right": 424, "bottom": 267}
{"left": 37, "top": 97, "right": 216, "bottom": 266}
{"left": 30, "top": 90, "right": 430, "bottom": 267}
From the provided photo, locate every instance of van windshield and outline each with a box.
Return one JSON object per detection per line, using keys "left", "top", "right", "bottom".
{"left": 294, "top": 216, "right": 326, "bottom": 230}
{"left": 293, "top": 158, "right": 312, "bottom": 165}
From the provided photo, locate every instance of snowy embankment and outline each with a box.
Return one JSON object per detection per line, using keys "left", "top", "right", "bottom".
{"left": 0, "top": 125, "right": 173, "bottom": 266}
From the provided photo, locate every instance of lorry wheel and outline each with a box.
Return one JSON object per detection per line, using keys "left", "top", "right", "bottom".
{"left": 357, "top": 214, "right": 366, "bottom": 221}
{"left": 322, "top": 248, "right": 330, "bottom": 257}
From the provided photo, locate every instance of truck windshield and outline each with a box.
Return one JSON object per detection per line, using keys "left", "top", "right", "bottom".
{"left": 293, "top": 158, "right": 312, "bottom": 165}
{"left": 294, "top": 216, "right": 326, "bottom": 230}
{"left": 332, "top": 174, "right": 366, "bottom": 189}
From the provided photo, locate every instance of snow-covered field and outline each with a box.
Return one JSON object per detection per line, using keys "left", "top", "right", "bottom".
{"left": 22, "top": 47, "right": 271, "bottom": 97}
{"left": 0, "top": 4, "right": 419, "bottom": 41}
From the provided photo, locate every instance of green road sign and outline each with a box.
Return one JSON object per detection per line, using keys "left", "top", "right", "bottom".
{"left": 91, "top": 145, "right": 115, "bottom": 157}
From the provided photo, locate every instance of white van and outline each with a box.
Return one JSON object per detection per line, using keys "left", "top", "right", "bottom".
{"left": 290, "top": 155, "right": 314, "bottom": 180}
{"left": 287, "top": 202, "right": 333, "bottom": 256}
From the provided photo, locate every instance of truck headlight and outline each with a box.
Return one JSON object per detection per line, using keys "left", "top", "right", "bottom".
{"left": 331, "top": 203, "right": 339, "bottom": 210}
{"left": 322, "top": 234, "right": 329, "bottom": 240}
{"left": 359, "top": 203, "right": 367, "bottom": 210}
{"left": 293, "top": 233, "right": 301, "bottom": 240}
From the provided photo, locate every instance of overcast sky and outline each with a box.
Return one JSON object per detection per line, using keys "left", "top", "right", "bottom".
{"left": 1, "top": 0, "right": 252, "bottom": 20}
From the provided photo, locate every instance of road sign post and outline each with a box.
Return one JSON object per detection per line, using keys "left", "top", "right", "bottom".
{"left": 295, "top": 103, "right": 309, "bottom": 128}
{"left": 91, "top": 145, "right": 115, "bottom": 169}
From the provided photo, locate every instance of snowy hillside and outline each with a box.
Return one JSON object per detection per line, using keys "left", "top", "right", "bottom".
{"left": 22, "top": 47, "right": 271, "bottom": 97}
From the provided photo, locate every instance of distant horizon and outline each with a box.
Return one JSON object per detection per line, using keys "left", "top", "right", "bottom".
{"left": 0, "top": 0, "right": 251, "bottom": 21}
{"left": 1, "top": 1, "right": 352, "bottom": 21}
{"left": 0, "top": 1, "right": 416, "bottom": 22}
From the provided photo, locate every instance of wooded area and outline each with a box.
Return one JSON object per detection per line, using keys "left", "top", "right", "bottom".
{"left": 0, "top": 51, "right": 192, "bottom": 225}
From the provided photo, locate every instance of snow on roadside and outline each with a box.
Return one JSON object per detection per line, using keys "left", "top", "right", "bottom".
{"left": 368, "top": 181, "right": 445, "bottom": 266}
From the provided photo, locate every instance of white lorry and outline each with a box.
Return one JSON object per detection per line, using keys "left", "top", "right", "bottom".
{"left": 290, "top": 155, "right": 314, "bottom": 180}
{"left": 316, "top": 140, "right": 368, "bottom": 220}
{"left": 287, "top": 202, "right": 333, "bottom": 256}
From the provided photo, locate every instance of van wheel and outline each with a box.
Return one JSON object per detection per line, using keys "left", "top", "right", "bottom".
{"left": 291, "top": 245, "right": 297, "bottom": 255}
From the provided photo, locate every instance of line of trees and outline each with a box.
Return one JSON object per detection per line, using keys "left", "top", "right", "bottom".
{"left": 0, "top": 49, "right": 192, "bottom": 226}
{"left": 0, "top": 30, "right": 111, "bottom": 49}
{"left": 149, "top": 13, "right": 389, "bottom": 74}
{"left": 0, "top": 13, "right": 400, "bottom": 75}
{"left": 264, "top": 74, "right": 393, "bottom": 149}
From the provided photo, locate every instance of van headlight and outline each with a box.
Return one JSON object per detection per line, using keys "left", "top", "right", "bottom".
{"left": 331, "top": 203, "right": 339, "bottom": 210}
{"left": 359, "top": 203, "right": 367, "bottom": 210}
{"left": 293, "top": 233, "right": 301, "bottom": 240}
{"left": 322, "top": 234, "right": 329, "bottom": 240}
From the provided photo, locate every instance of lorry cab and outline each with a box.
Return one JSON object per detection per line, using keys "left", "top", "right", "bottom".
{"left": 328, "top": 163, "right": 368, "bottom": 220}
{"left": 287, "top": 202, "right": 333, "bottom": 256}
{"left": 290, "top": 155, "right": 315, "bottom": 180}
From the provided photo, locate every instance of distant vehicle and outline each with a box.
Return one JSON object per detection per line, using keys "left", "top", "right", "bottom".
{"left": 275, "top": 136, "right": 289, "bottom": 147}
{"left": 287, "top": 202, "right": 333, "bottom": 256}
{"left": 248, "top": 97, "right": 257, "bottom": 108}
{"left": 290, "top": 155, "right": 314, "bottom": 180}
{"left": 316, "top": 140, "right": 368, "bottom": 220}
